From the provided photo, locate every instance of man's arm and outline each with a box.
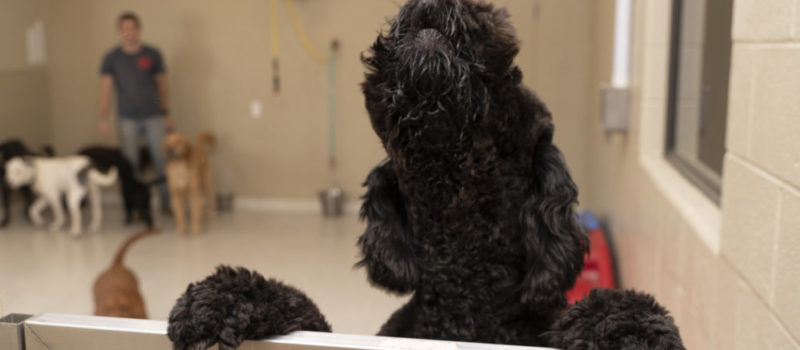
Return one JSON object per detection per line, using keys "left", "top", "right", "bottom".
{"left": 98, "top": 75, "right": 114, "bottom": 139}
{"left": 156, "top": 73, "right": 172, "bottom": 131}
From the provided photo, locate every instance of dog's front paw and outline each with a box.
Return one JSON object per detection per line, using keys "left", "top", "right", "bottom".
{"left": 168, "top": 266, "right": 331, "bottom": 350}
{"left": 545, "top": 289, "right": 685, "bottom": 350}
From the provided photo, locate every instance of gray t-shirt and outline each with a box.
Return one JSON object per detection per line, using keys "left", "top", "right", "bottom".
{"left": 100, "top": 45, "right": 165, "bottom": 119}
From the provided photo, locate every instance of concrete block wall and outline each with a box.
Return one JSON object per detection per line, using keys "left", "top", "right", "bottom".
{"left": 721, "top": 0, "right": 800, "bottom": 345}
{"left": 584, "top": 0, "right": 800, "bottom": 348}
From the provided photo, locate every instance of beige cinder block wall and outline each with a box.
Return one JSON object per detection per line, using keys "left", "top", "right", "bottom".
{"left": 43, "top": 0, "right": 593, "bottom": 200}
{"left": 583, "top": 0, "right": 800, "bottom": 349}
{"left": 0, "top": 0, "right": 52, "bottom": 149}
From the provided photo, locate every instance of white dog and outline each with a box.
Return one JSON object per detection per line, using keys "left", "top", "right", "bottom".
{"left": 5, "top": 156, "right": 117, "bottom": 235}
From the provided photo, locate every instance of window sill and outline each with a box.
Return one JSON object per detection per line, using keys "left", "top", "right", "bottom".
{"left": 641, "top": 155, "right": 721, "bottom": 253}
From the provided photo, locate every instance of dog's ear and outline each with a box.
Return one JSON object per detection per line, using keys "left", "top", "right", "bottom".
{"left": 41, "top": 145, "right": 55, "bottom": 157}
{"left": 356, "top": 161, "right": 418, "bottom": 294}
{"left": 480, "top": 6, "right": 520, "bottom": 74}
{"left": 163, "top": 136, "right": 178, "bottom": 160}
{"left": 519, "top": 124, "right": 587, "bottom": 310}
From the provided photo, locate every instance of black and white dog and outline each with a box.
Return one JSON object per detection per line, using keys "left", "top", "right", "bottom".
{"left": 0, "top": 140, "right": 53, "bottom": 227}
{"left": 5, "top": 156, "right": 117, "bottom": 235}
{"left": 79, "top": 146, "right": 157, "bottom": 228}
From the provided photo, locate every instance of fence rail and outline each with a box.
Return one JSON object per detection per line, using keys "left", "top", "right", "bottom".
{"left": 1, "top": 313, "right": 553, "bottom": 350}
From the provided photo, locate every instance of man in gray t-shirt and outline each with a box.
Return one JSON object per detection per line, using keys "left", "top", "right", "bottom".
{"left": 100, "top": 44, "right": 164, "bottom": 118}
{"left": 98, "top": 12, "right": 171, "bottom": 213}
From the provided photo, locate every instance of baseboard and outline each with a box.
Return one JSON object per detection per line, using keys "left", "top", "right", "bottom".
{"left": 235, "top": 196, "right": 360, "bottom": 214}
{"left": 100, "top": 193, "right": 360, "bottom": 214}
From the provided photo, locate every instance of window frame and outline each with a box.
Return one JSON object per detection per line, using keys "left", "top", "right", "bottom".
{"left": 664, "top": 0, "right": 723, "bottom": 205}
{"left": 637, "top": 0, "right": 722, "bottom": 254}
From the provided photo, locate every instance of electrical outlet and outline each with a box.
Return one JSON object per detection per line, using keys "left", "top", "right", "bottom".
{"left": 250, "top": 99, "right": 262, "bottom": 119}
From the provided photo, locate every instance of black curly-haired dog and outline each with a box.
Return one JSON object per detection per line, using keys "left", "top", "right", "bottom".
{"left": 168, "top": 1, "right": 684, "bottom": 349}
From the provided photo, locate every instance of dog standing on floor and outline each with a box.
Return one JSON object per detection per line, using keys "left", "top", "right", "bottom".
{"left": 93, "top": 229, "right": 157, "bottom": 319}
{"left": 0, "top": 140, "right": 54, "bottom": 227}
{"left": 163, "top": 132, "right": 215, "bottom": 234}
{"left": 79, "top": 146, "right": 158, "bottom": 228}
{"left": 5, "top": 156, "right": 117, "bottom": 235}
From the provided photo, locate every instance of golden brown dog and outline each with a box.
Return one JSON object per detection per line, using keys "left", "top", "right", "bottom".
{"left": 93, "top": 229, "right": 156, "bottom": 319}
{"left": 163, "top": 132, "right": 215, "bottom": 234}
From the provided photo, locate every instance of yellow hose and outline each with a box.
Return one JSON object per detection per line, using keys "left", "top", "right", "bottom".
{"left": 269, "top": 0, "right": 280, "bottom": 60}
{"left": 285, "top": 0, "right": 330, "bottom": 63}
{"left": 270, "top": 0, "right": 281, "bottom": 93}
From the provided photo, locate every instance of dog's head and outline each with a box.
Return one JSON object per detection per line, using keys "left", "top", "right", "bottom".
{"left": 362, "top": 0, "right": 520, "bottom": 156}
{"left": 0, "top": 140, "right": 31, "bottom": 162}
{"left": 195, "top": 132, "right": 216, "bottom": 148}
{"left": 359, "top": 0, "right": 586, "bottom": 309}
{"left": 163, "top": 133, "right": 191, "bottom": 161}
{"left": 5, "top": 157, "right": 35, "bottom": 188}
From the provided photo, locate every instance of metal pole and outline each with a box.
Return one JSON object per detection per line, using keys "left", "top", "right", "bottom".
{"left": 0, "top": 314, "right": 32, "bottom": 350}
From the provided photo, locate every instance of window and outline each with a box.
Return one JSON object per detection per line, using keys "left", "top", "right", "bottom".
{"left": 665, "top": 0, "right": 733, "bottom": 204}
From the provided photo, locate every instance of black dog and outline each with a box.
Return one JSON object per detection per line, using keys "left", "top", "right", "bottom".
{"left": 544, "top": 289, "right": 685, "bottom": 349}
{"left": 78, "top": 146, "right": 155, "bottom": 228}
{"left": 0, "top": 140, "right": 53, "bottom": 227}
{"left": 167, "top": 1, "right": 684, "bottom": 349}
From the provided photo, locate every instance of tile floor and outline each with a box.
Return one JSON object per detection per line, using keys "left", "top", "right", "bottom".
{"left": 0, "top": 206, "right": 409, "bottom": 335}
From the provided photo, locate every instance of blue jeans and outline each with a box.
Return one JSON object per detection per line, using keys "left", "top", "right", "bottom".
{"left": 118, "top": 117, "right": 170, "bottom": 209}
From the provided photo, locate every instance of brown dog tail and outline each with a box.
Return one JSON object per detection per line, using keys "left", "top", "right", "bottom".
{"left": 113, "top": 229, "right": 158, "bottom": 266}
{"left": 195, "top": 132, "right": 216, "bottom": 151}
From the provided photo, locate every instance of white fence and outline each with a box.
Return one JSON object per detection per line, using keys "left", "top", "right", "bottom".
{"left": 1, "top": 313, "right": 553, "bottom": 350}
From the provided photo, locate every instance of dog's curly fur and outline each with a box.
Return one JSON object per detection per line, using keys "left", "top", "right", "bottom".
{"left": 168, "top": 266, "right": 330, "bottom": 350}
{"left": 167, "top": 1, "right": 684, "bottom": 349}
{"left": 546, "top": 289, "right": 685, "bottom": 349}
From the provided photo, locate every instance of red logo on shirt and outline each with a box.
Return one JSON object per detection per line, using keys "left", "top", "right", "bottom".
{"left": 137, "top": 56, "right": 152, "bottom": 71}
